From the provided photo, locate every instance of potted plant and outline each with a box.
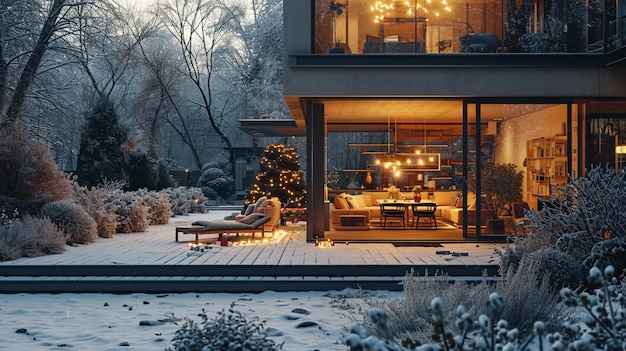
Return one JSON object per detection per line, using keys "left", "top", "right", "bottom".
{"left": 468, "top": 163, "right": 524, "bottom": 234}
{"left": 328, "top": 1, "right": 346, "bottom": 53}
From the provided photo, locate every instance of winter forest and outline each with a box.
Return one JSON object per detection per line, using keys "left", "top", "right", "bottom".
{"left": 0, "top": 0, "right": 291, "bottom": 191}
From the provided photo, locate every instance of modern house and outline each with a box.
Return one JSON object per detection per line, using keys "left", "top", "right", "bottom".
{"left": 243, "top": 0, "right": 626, "bottom": 243}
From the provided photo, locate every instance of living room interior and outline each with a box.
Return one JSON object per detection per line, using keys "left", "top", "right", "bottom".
{"left": 321, "top": 99, "right": 577, "bottom": 240}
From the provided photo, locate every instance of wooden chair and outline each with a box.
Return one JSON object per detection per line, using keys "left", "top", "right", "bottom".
{"left": 380, "top": 202, "right": 406, "bottom": 229}
{"left": 411, "top": 203, "right": 438, "bottom": 229}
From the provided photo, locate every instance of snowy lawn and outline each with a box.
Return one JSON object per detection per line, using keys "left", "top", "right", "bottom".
{"left": 0, "top": 289, "right": 402, "bottom": 350}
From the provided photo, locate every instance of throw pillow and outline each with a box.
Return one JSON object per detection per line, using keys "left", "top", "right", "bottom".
{"left": 254, "top": 198, "right": 270, "bottom": 214}
{"left": 346, "top": 196, "right": 360, "bottom": 209}
{"left": 335, "top": 196, "right": 349, "bottom": 209}
{"left": 243, "top": 204, "right": 256, "bottom": 216}
{"left": 333, "top": 197, "right": 344, "bottom": 209}
{"left": 237, "top": 213, "right": 265, "bottom": 225}
{"left": 251, "top": 196, "right": 267, "bottom": 213}
{"left": 456, "top": 196, "right": 464, "bottom": 208}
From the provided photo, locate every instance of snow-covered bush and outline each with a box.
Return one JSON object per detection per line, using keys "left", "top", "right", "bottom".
{"left": 522, "top": 248, "right": 584, "bottom": 292}
{"left": 361, "top": 264, "right": 566, "bottom": 345}
{"left": 38, "top": 201, "right": 98, "bottom": 245}
{"left": 0, "top": 215, "right": 66, "bottom": 261}
{"left": 71, "top": 180, "right": 119, "bottom": 238}
{"left": 160, "top": 187, "right": 207, "bottom": 215}
{"left": 166, "top": 303, "right": 283, "bottom": 350}
{"left": 109, "top": 191, "right": 149, "bottom": 233}
{"left": 134, "top": 189, "right": 172, "bottom": 225}
{"left": 559, "top": 265, "right": 626, "bottom": 350}
{"left": 524, "top": 165, "right": 626, "bottom": 276}
{"left": 197, "top": 161, "right": 233, "bottom": 200}
{"left": 348, "top": 266, "right": 626, "bottom": 351}
{"left": 0, "top": 121, "right": 71, "bottom": 214}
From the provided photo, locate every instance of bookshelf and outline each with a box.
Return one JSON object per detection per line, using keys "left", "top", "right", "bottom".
{"left": 526, "top": 136, "right": 568, "bottom": 208}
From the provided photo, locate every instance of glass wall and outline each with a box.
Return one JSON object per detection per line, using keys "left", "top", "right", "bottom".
{"left": 585, "top": 100, "right": 626, "bottom": 172}
{"left": 315, "top": 0, "right": 624, "bottom": 54}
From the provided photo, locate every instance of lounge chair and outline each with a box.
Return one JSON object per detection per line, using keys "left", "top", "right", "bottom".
{"left": 175, "top": 213, "right": 271, "bottom": 244}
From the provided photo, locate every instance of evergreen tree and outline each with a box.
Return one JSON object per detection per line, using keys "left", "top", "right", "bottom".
{"left": 247, "top": 144, "right": 306, "bottom": 207}
{"left": 75, "top": 98, "right": 129, "bottom": 188}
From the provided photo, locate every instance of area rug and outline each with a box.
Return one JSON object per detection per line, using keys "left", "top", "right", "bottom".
{"left": 392, "top": 242, "right": 443, "bottom": 247}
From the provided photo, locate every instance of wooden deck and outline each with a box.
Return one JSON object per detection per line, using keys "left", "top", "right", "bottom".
{"left": 0, "top": 211, "right": 507, "bottom": 293}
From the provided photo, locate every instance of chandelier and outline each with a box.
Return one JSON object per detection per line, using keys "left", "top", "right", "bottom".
{"left": 371, "top": 0, "right": 451, "bottom": 23}
{"left": 371, "top": 114, "right": 441, "bottom": 176}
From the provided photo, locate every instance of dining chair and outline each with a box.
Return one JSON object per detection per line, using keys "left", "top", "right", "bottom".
{"left": 380, "top": 202, "right": 406, "bottom": 229}
{"left": 411, "top": 203, "right": 438, "bottom": 229}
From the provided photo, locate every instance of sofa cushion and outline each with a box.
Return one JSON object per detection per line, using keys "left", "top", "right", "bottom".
{"left": 362, "top": 194, "right": 373, "bottom": 206}
{"left": 353, "top": 195, "right": 369, "bottom": 208}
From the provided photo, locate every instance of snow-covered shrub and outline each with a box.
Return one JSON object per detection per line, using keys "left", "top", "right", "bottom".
{"left": 558, "top": 265, "right": 626, "bottom": 350}
{"left": 0, "top": 215, "right": 66, "bottom": 261}
{"left": 368, "top": 263, "right": 567, "bottom": 345}
{"left": 109, "top": 191, "right": 149, "bottom": 233}
{"left": 134, "top": 189, "right": 172, "bottom": 225}
{"left": 71, "top": 179, "right": 119, "bottom": 238}
{"left": 166, "top": 303, "right": 283, "bottom": 350}
{"left": 365, "top": 270, "right": 492, "bottom": 344}
{"left": 197, "top": 161, "right": 233, "bottom": 200}
{"left": 349, "top": 266, "right": 626, "bottom": 351}
{"left": 0, "top": 121, "right": 71, "bottom": 214}
{"left": 524, "top": 165, "right": 626, "bottom": 275}
{"left": 496, "top": 234, "right": 546, "bottom": 277}
{"left": 38, "top": 201, "right": 98, "bottom": 245}
{"left": 160, "top": 187, "right": 207, "bottom": 215}
{"left": 521, "top": 248, "right": 584, "bottom": 292}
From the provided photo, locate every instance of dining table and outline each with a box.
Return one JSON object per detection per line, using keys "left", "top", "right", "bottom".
{"left": 376, "top": 198, "right": 437, "bottom": 225}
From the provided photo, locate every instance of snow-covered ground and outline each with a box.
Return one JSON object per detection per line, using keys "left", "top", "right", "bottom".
{"left": 0, "top": 289, "right": 402, "bottom": 350}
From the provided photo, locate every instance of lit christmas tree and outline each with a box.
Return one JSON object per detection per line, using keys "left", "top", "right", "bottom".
{"left": 247, "top": 144, "right": 307, "bottom": 207}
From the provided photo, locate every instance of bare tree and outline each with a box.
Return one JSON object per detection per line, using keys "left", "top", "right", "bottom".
{"left": 3, "top": 0, "right": 93, "bottom": 121}
{"left": 135, "top": 27, "right": 207, "bottom": 169}
{"left": 156, "top": 0, "right": 246, "bottom": 160}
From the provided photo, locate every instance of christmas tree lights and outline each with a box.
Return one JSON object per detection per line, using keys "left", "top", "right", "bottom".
{"left": 246, "top": 144, "right": 307, "bottom": 207}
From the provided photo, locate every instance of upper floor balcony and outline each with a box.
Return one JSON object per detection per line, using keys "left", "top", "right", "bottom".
{"left": 314, "top": 0, "right": 625, "bottom": 56}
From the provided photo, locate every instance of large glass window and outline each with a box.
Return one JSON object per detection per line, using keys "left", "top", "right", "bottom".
{"left": 315, "top": 0, "right": 620, "bottom": 54}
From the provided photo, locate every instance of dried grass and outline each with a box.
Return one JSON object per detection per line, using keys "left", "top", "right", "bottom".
{"left": 370, "top": 263, "right": 569, "bottom": 344}
{"left": 0, "top": 215, "right": 65, "bottom": 261}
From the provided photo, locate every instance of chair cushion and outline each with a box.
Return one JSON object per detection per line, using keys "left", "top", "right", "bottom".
{"left": 192, "top": 220, "right": 253, "bottom": 230}
{"left": 248, "top": 216, "right": 271, "bottom": 228}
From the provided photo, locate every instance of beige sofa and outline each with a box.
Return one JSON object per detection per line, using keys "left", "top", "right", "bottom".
{"left": 330, "top": 191, "right": 453, "bottom": 226}
{"left": 437, "top": 193, "right": 490, "bottom": 227}
{"left": 331, "top": 191, "right": 489, "bottom": 228}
